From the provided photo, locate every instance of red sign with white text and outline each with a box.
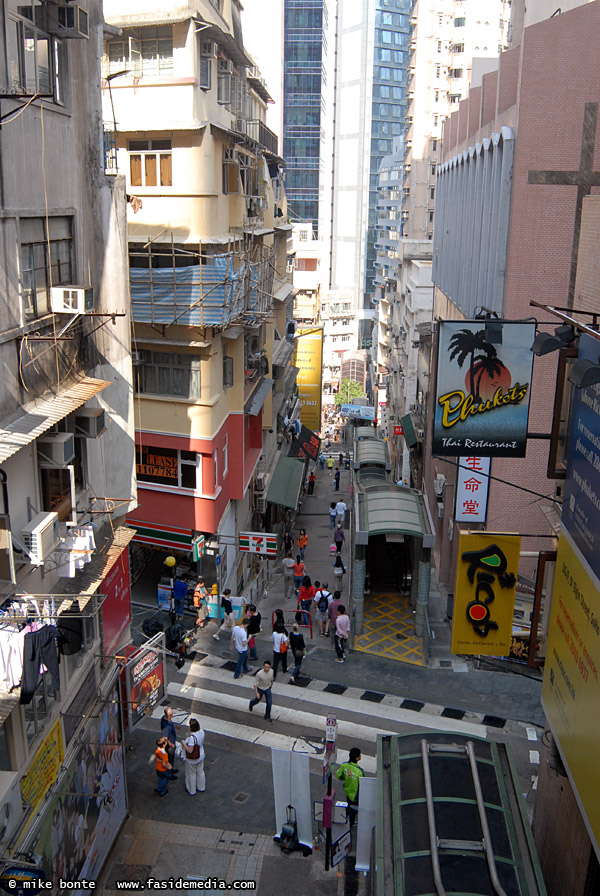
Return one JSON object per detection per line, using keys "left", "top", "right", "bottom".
{"left": 102, "top": 551, "right": 132, "bottom": 659}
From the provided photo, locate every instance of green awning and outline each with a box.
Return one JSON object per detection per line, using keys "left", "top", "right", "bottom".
{"left": 266, "top": 454, "right": 305, "bottom": 509}
{"left": 356, "top": 483, "right": 434, "bottom": 547}
{"left": 355, "top": 440, "right": 388, "bottom": 467}
{"left": 355, "top": 425, "right": 378, "bottom": 440}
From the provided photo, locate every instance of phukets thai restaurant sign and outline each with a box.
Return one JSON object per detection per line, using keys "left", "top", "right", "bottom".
{"left": 451, "top": 532, "right": 521, "bottom": 656}
{"left": 433, "top": 321, "right": 535, "bottom": 457}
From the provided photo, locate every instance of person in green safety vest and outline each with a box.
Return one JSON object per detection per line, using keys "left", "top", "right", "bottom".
{"left": 336, "top": 747, "right": 364, "bottom": 827}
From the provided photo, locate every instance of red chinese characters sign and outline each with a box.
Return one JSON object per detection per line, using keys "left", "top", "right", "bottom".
{"left": 455, "top": 457, "right": 490, "bottom": 523}
{"left": 102, "top": 551, "right": 132, "bottom": 659}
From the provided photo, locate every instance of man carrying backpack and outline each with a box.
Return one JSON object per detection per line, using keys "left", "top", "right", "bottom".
{"left": 314, "top": 581, "right": 332, "bottom": 636}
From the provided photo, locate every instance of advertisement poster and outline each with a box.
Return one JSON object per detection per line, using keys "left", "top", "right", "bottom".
{"left": 451, "top": 532, "right": 521, "bottom": 656}
{"left": 287, "top": 425, "right": 321, "bottom": 461}
{"left": 20, "top": 719, "right": 64, "bottom": 812}
{"left": 19, "top": 685, "right": 126, "bottom": 887}
{"left": 124, "top": 637, "right": 165, "bottom": 728}
{"left": 561, "top": 333, "right": 600, "bottom": 582}
{"left": 293, "top": 328, "right": 323, "bottom": 432}
{"left": 542, "top": 530, "right": 600, "bottom": 849}
{"left": 239, "top": 532, "right": 278, "bottom": 556}
{"left": 101, "top": 551, "right": 132, "bottom": 660}
{"left": 455, "top": 457, "right": 491, "bottom": 522}
{"left": 433, "top": 321, "right": 535, "bottom": 457}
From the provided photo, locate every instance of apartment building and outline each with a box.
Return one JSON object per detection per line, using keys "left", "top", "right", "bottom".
{"left": 0, "top": 0, "right": 136, "bottom": 881}
{"left": 102, "top": 0, "right": 297, "bottom": 591}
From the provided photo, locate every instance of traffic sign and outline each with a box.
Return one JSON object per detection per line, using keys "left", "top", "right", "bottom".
{"left": 326, "top": 716, "right": 337, "bottom": 744}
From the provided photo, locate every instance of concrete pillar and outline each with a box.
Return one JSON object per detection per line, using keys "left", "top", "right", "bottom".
{"left": 352, "top": 556, "right": 367, "bottom": 636}
{"left": 414, "top": 557, "right": 431, "bottom": 637}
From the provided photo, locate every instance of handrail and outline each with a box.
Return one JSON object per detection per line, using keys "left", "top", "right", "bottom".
{"left": 466, "top": 741, "right": 510, "bottom": 896}
{"left": 421, "top": 739, "right": 447, "bottom": 896}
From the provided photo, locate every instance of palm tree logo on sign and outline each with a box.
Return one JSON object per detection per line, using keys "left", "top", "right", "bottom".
{"left": 448, "top": 328, "right": 511, "bottom": 405}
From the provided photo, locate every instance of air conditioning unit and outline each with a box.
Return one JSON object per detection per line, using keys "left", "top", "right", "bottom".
{"left": 434, "top": 473, "right": 446, "bottom": 496}
{"left": 37, "top": 432, "right": 75, "bottom": 466}
{"left": 45, "top": 5, "right": 89, "bottom": 39}
{"left": 131, "top": 351, "right": 145, "bottom": 365}
{"left": 218, "top": 58, "right": 233, "bottom": 74}
{"left": 0, "top": 773, "right": 25, "bottom": 847}
{"left": 74, "top": 408, "right": 106, "bottom": 439}
{"left": 201, "top": 40, "right": 217, "bottom": 58}
{"left": 255, "top": 496, "right": 267, "bottom": 514}
{"left": 255, "top": 474, "right": 266, "bottom": 493}
{"left": 51, "top": 286, "right": 94, "bottom": 314}
{"left": 437, "top": 501, "right": 445, "bottom": 519}
{"left": 22, "top": 512, "right": 59, "bottom": 566}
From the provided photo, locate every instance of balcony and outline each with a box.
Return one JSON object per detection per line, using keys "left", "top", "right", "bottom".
{"left": 246, "top": 119, "right": 279, "bottom": 155}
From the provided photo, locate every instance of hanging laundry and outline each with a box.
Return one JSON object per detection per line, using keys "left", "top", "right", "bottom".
{"left": 57, "top": 601, "right": 83, "bottom": 656}
{"left": 20, "top": 625, "right": 60, "bottom": 705}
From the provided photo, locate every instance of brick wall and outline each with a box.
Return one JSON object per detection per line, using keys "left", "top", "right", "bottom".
{"left": 574, "top": 195, "right": 600, "bottom": 313}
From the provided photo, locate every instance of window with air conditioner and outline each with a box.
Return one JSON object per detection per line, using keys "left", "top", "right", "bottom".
{"left": 129, "top": 140, "right": 172, "bottom": 187}
{"left": 107, "top": 26, "right": 173, "bottom": 78}
{"left": 20, "top": 217, "right": 73, "bottom": 318}
{"left": 7, "top": 6, "right": 67, "bottom": 101}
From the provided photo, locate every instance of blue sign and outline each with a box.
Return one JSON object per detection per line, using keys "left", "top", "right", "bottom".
{"left": 562, "top": 334, "right": 600, "bottom": 580}
{"left": 215, "top": 554, "right": 222, "bottom": 567}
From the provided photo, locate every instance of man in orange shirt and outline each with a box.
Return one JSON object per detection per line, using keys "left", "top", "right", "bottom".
{"left": 155, "top": 736, "right": 173, "bottom": 796}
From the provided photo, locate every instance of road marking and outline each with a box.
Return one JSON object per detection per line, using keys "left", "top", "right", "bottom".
{"left": 529, "top": 750, "right": 540, "bottom": 764}
{"left": 526, "top": 727, "right": 538, "bottom": 741}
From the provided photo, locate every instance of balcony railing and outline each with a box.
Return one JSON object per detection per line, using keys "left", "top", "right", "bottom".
{"left": 245, "top": 119, "right": 278, "bottom": 155}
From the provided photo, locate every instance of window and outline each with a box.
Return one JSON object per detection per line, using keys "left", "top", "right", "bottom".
{"left": 429, "top": 211, "right": 434, "bottom": 223}
{"left": 223, "top": 355, "right": 234, "bottom": 389}
{"left": 40, "top": 466, "right": 73, "bottom": 521}
{"left": 223, "top": 436, "right": 228, "bottom": 478}
{"left": 430, "top": 187, "right": 435, "bottom": 200}
{"left": 213, "top": 449, "right": 218, "bottom": 490}
{"left": 449, "top": 68, "right": 463, "bottom": 79}
{"left": 24, "top": 669, "right": 57, "bottom": 744}
{"left": 299, "top": 229, "right": 308, "bottom": 241}
{"left": 437, "top": 41, "right": 442, "bottom": 53}
{"left": 136, "top": 445, "right": 202, "bottom": 491}
{"left": 20, "top": 217, "right": 73, "bottom": 318}
{"left": 217, "top": 57, "right": 232, "bottom": 104}
{"left": 7, "top": 5, "right": 58, "bottom": 98}
{"left": 435, "top": 64, "right": 441, "bottom": 78}
{"left": 222, "top": 147, "right": 239, "bottom": 194}
{"left": 454, "top": 17, "right": 466, "bottom": 27}
{"left": 108, "top": 27, "right": 173, "bottom": 78}
{"left": 135, "top": 351, "right": 202, "bottom": 399}
{"left": 432, "top": 139, "right": 437, "bottom": 152}
{"left": 129, "top": 140, "right": 172, "bottom": 187}
{"left": 452, "top": 43, "right": 464, "bottom": 53}
{"left": 199, "top": 55, "right": 211, "bottom": 90}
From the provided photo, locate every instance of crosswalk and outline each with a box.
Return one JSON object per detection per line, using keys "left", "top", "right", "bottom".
{"left": 149, "top": 654, "right": 541, "bottom": 789}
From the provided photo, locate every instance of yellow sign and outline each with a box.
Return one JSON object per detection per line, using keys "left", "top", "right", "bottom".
{"left": 20, "top": 717, "right": 64, "bottom": 810}
{"left": 451, "top": 532, "right": 520, "bottom": 656}
{"left": 542, "top": 530, "right": 600, "bottom": 848}
{"left": 293, "top": 328, "right": 323, "bottom": 432}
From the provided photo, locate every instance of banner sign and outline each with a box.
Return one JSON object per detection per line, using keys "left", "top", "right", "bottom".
{"left": 239, "top": 532, "right": 278, "bottom": 556}
{"left": 561, "top": 334, "right": 600, "bottom": 582}
{"left": 542, "top": 529, "right": 600, "bottom": 850}
{"left": 287, "top": 424, "right": 321, "bottom": 461}
{"left": 293, "top": 328, "right": 323, "bottom": 432}
{"left": 433, "top": 321, "right": 535, "bottom": 457}
{"left": 455, "top": 457, "right": 491, "bottom": 522}
{"left": 102, "top": 550, "right": 132, "bottom": 660}
{"left": 340, "top": 404, "right": 375, "bottom": 420}
{"left": 451, "top": 533, "right": 520, "bottom": 656}
{"left": 124, "top": 635, "right": 165, "bottom": 728}
{"left": 20, "top": 718, "right": 64, "bottom": 812}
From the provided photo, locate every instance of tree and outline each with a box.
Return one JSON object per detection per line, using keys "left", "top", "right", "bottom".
{"left": 334, "top": 378, "right": 365, "bottom": 407}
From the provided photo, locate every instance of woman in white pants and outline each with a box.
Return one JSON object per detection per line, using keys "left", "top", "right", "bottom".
{"left": 182, "top": 718, "right": 206, "bottom": 795}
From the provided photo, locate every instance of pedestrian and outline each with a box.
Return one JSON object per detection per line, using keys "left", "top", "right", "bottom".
{"left": 333, "top": 554, "right": 346, "bottom": 587}
{"left": 334, "top": 603, "right": 350, "bottom": 662}
{"left": 327, "top": 456, "right": 335, "bottom": 473}
{"left": 249, "top": 660, "right": 274, "bottom": 721}
{"left": 272, "top": 622, "right": 289, "bottom": 679}
{"left": 182, "top": 718, "right": 206, "bottom": 795}
{"left": 297, "top": 528, "right": 308, "bottom": 560}
{"left": 283, "top": 530, "right": 293, "bottom": 555}
{"left": 173, "top": 576, "right": 188, "bottom": 621}
{"left": 333, "top": 470, "right": 340, "bottom": 492}
{"left": 335, "top": 499, "right": 347, "bottom": 526}
{"left": 333, "top": 524, "right": 345, "bottom": 554}
{"left": 329, "top": 502, "right": 337, "bottom": 530}
{"left": 338, "top": 452, "right": 344, "bottom": 469}
{"left": 245, "top": 604, "right": 261, "bottom": 661}
{"left": 231, "top": 619, "right": 249, "bottom": 679}
{"left": 282, "top": 551, "right": 296, "bottom": 599}
{"left": 154, "top": 736, "right": 173, "bottom": 797}
{"left": 213, "top": 589, "right": 234, "bottom": 641}
{"left": 160, "top": 707, "right": 180, "bottom": 773}
{"left": 193, "top": 577, "right": 209, "bottom": 629}
{"left": 327, "top": 591, "right": 343, "bottom": 638}
{"left": 318, "top": 452, "right": 326, "bottom": 470}
{"left": 297, "top": 575, "right": 316, "bottom": 625}
{"left": 307, "top": 472, "right": 316, "bottom": 495}
{"left": 336, "top": 748, "right": 364, "bottom": 826}
{"left": 289, "top": 623, "right": 306, "bottom": 684}
{"left": 292, "top": 555, "right": 306, "bottom": 598}
{"left": 325, "top": 436, "right": 331, "bottom": 450}
{"left": 314, "top": 582, "right": 332, "bottom": 636}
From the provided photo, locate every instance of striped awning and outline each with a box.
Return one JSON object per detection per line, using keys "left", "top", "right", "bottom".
{"left": 126, "top": 521, "right": 193, "bottom": 553}
{"left": 0, "top": 376, "right": 110, "bottom": 464}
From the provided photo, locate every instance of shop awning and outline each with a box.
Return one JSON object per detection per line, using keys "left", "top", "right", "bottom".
{"left": 0, "top": 376, "right": 110, "bottom": 464}
{"left": 126, "top": 521, "right": 193, "bottom": 553}
{"left": 246, "top": 377, "right": 273, "bottom": 416}
{"left": 354, "top": 426, "right": 378, "bottom": 441}
{"left": 356, "top": 484, "right": 434, "bottom": 547}
{"left": 355, "top": 440, "right": 389, "bottom": 468}
{"left": 266, "top": 455, "right": 304, "bottom": 509}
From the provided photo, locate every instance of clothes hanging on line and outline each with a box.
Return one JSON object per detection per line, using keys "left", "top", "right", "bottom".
{"left": 20, "top": 624, "right": 60, "bottom": 705}
{"left": 0, "top": 626, "right": 25, "bottom": 690}
{"left": 57, "top": 600, "right": 83, "bottom": 656}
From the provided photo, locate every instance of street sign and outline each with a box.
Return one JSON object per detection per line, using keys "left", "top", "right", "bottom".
{"left": 326, "top": 716, "right": 337, "bottom": 744}
{"left": 331, "top": 827, "right": 352, "bottom": 866}
{"left": 215, "top": 554, "right": 221, "bottom": 567}
{"left": 393, "top": 425, "right": 403, "bottom": 435}
{"left": 239, "top": 531, "right": 278, "bottom": 556}
{"left": 192, "top": 534, "right": 205, "bottom": 562}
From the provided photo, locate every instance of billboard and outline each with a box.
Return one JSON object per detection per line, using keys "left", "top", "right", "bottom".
{"left": 101, "top": 550, "right": 131, "bottom": 660}
{"left": 433, "top": 321, "right": 535, "bottom": 457}
{"left": 293, "top": 328, "right": 323, "bottom": 431}
{"left": 561, "top": 334, "right": 600, "bottom": 582}
{"left": 542, "top": 529, "right": 600, "bottom": 851}
{"left": 124, "top": 635, "right": 165, "bottom": 728}
{"left": 287, "top": 424, "right": 321, "bottom": 461}
{"left": 451, "top": 532, "right": 520, "bottom": 656}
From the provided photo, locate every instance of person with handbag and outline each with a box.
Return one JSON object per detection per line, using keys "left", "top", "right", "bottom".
{"left": 213, "top": 589, "right": 234, "bottom": 641}
{"left": 182, "top": 718, "right": 206, "bottom": 795}
{"left": 297, "top": 529, "right": 309, "bottom": 560}
{"left": 272, "top": 622, "right": 289, "bottom": 679}
{"left": 333, "top": 554, "right": 346, "bottom": 587}
{"left": 193, "top": 577, "right": 209, "bottom": 629}
{"left": 289, "top": 623, "right": 306, "bottom": 684}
